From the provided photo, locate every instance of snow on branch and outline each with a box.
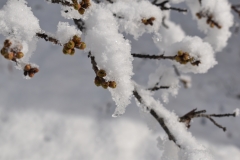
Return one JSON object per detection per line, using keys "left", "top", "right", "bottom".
{"left": 133, "top": 84, "right": 214, "bottom": 159}
{"left": 84, "top": 4, "right": 134, "bottom": 116}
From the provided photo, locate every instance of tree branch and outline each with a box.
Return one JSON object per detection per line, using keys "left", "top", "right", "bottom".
{"left": 148, "top": 86, "right": 170, "bottom": 91}
{"left": 153, "top": 0, "right": 187, "bottom": 13}
{"left": 131, "top": 53, "right": 175, "bottom": 60}
{"left": 180, "top": 108, "right": 236, "bottom": 132}
{"left": 133, "top": 90, "right": 180, "bottom": 148}
{"left": 36, "top": 32, "right": 62, "bottom": 46}
{"left": 232, "top": 5, "right": 240, "bottom": 17}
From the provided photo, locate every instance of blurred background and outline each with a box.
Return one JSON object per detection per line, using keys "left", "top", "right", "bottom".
{"left": 0, "top": 0, "right": 239, "bottom": 159}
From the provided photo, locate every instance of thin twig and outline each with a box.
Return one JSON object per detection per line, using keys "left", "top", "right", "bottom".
{"left": 73, "top": 19, "right": 85, "bottom": 32}
{"left": 131, "top": 53, "right": 175, "bottom": 60}
{"left": 148, "top": 86, "right": 170, "bottom": 91}
{"left": 180, "top": 108, "right": 236, "bottom": 132}
{"left": 162, "top": 16, "right": 169, "bottom": 29}
{"left": 153, "top": 0, "right": 187, "bottom": 13}
{"left": 47, "top": 0, "right": 72, "bottom": 6}
{"left": 232, "top": 5, "right": 240, "bottom": 17}
{"left": 106, "top": 0, "right": 113, "bottom": 3}
{"left": 36, "top": 32, "right": 62, "bottom": 46}
{"left": 89, "top": 52, "right": 99, "bottom": 74}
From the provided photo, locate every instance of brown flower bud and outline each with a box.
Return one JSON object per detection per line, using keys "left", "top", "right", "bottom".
{"left": 150, "top": 17, "right": 155, "bottom": 21}
{"left": 94, "top": 76, "right": 101, "bottom": 87}
{"left": 79, "top": 42, "right": 86, "bottom": 50}
{"left": 24, "top": 64, "right": 31, "bottom": 71}
{"left": 73, "top": 3, "right": 81, "bottom": 10}
{"left": 101, "top": 81, "right": 109, "bottom": 89}
{"left": 82, "top": 3, "right": 90, "bottom": 9}
{"left": 210, "top": 22, "right": 214, "bottom": 28}
{"left": 4, "top": 52, "right": 14, "bottom": 60}
{"left": 72, "top": 0, "right": 78, "bottom": 3}
{"left": 196, "top": 13, "right": 202, "bottom": 19}
{"left": 142, "top": 19, "right": 147, "bottom": 25}
{"left": 109, "top": 81, "right": 117, "bottom": 89}
{"left": 97, "top": 69, "right": 107, "bottom": 78}
{"left": 177, "top": 50, "right": 183, "bottom": 56}
{"left": 31, "top": 68, "right": 39, "bottom": 73}
{"left": 78, "top": 8, "right": 85, "bottom": 15}
{"left": 182, "top": 53, "right": 190, "bottom": 61}
{"left": 66, "top": 41, "right": 75, "bottom": 49}
{"left": 16, "top": 52, "right": 24, "bottom": 59}
{"left": 72, "top": 35, "right": 81, "bottom": 43}
{"left": 63, "top": 47, "right": 72, "bottom": 54}
{"left": 28, "top": 71, "right": 35, "bottom": 78}
{"left": 70, "top": 49, "right": 75, "bottom": 55}
{"left": 4, "top": 39, "right": 12, "bottom": 48}
{"left": 1, "top": 48, "right": 8, "bottom": 56}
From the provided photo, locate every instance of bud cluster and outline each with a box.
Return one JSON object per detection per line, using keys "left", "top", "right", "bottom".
{"left": 1, "top": 39, "right": 24, "bottom": 61}
{"left": 141, "top": 17, "right": 155, "bottom": 26}
{"left": 72, "top": 0, "right": 91, "bottom": 15}
{"left": 196, "top": 11, "right": 222, "bottom": 29}
{"left": 23, "top": 64, "right": 39, "bottom": 78}
{"left": 174, "top": 51, "right": 200, "bottom": 66}
{"left": 62, "top": 35, "right": 86, "bottom": 55}
{"left": 94, "top": 69, "right": 117, "bottom": 89}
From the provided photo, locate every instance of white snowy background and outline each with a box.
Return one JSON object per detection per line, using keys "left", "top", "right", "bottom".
{"left": 0, "top": 0, "right": 239, "bottom": 159}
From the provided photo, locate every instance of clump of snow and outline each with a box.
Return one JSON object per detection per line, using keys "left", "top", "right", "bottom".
{"left": 180, "top": 75, "right": 192, "bottom": 88}
{"left": 84, "top": 5, "right": 134, "bottom": 116}
{"left": 186, "top": 0, "right": 233, "bottom": 52}
{"left": 0, "top": 0, "right": 41, "bottom": 41}
{"left": 106, "top": 0, "right": 162, "bottom": 39}
{"left": 165, "top": 36, "right": 217, "bottom": 73}
{"left": 0, "top": 0, "right": 40, "bottom": 72}
{"left": 234, "top": 108, "right": 239, "bottom": 117}
{"left": 56, "top": 22, "right": 82, "bottom": 44}
{"left": 148, "top": 64, "right": 179, "bottom": 103}
{"left": 155, "top": 20, "right": 185, "bottom": 51}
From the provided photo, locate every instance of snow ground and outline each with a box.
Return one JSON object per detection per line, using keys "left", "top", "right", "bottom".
{"left": 0, "top": 0, "right": 239, "bottom": 159}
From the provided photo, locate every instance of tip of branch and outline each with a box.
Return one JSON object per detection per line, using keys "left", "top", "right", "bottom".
{"left": 234, "top": 108, "right": 240, "bottom": 117}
